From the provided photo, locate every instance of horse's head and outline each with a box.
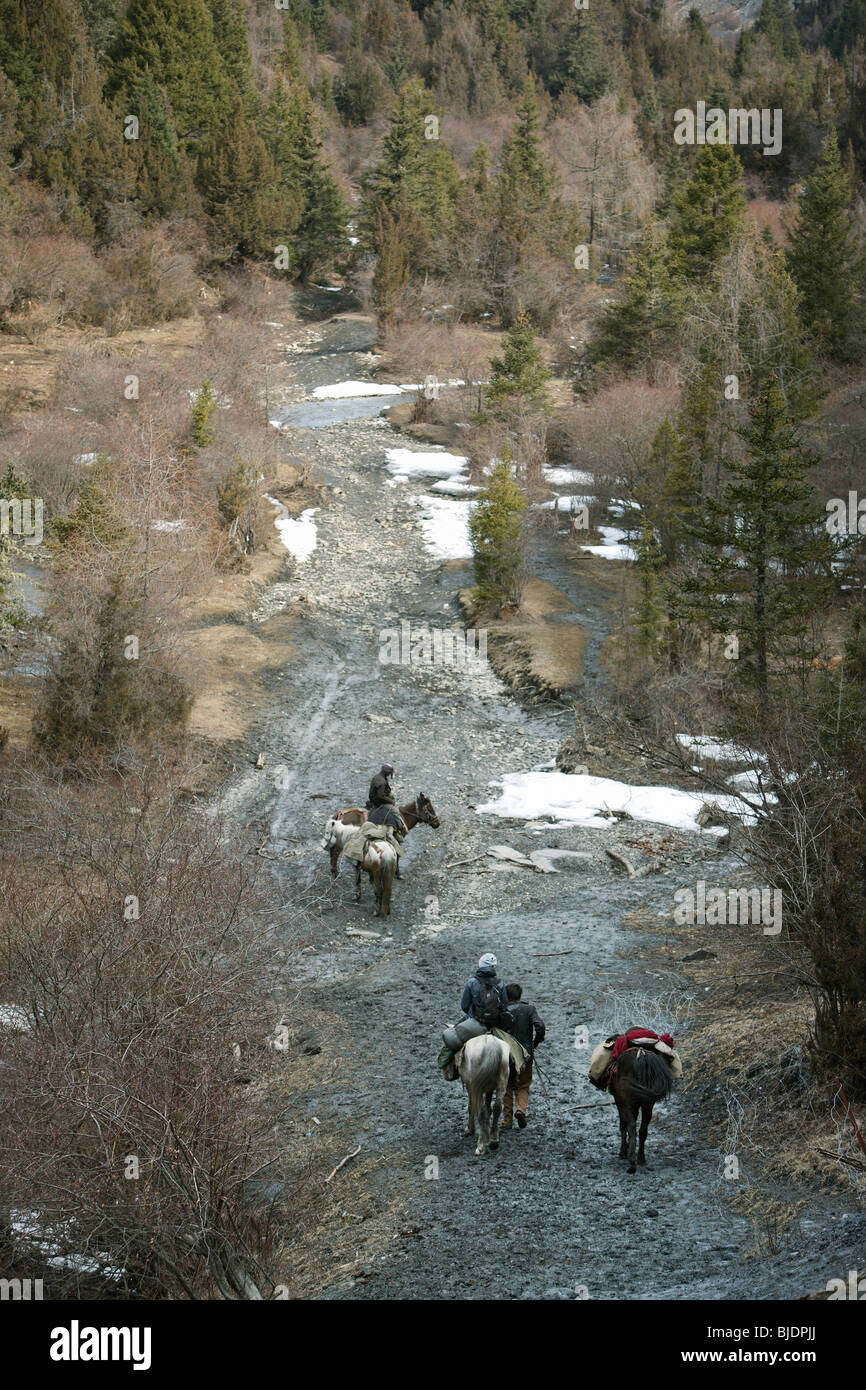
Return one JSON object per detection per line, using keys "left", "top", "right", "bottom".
{"left": 321, "top": 816, "right": 339, "bottom": 850}
{"left": 416, "top": 793, "right": 440, "bottom": 828}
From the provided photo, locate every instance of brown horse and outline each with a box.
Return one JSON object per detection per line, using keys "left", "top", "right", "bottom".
{"left": 321, "top": 794, "right": 440, "bottom": 879}
{"left": 609, "top": 1046, "right": 674, "bottom": 1174}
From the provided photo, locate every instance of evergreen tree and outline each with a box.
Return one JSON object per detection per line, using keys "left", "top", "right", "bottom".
{"left": 675, "top": 376, "right": 833, "bottom": 696}
{"left": 589, "top": 222, "right": 684, "bottom": 372}
{"left": 786, "top": 131, "right": 864, "bottom": 362}
{"left": 643, "top": 417, "right": 699, "bottom": 566}
{"left": 362, "top": 79, "right": 460, "bottom": 275}
{"left": 485, "top": 309, "right": 551, "bottom": 409}
{"left": 265, "top": 82, "right": 348, "bottom": 279}
{"left": 207, "top": 0, "right": 254, "bottom": 105}
{"left": 668, "top": 144, "right": 746, "bottom": 283}
{"left": 469, "top": 457, "right": 527, "bottom": 611}
{"left": 106, "top": 0, "right": 231, "bottom": 146}
{"left": 198, "top": 99, "right": 299, "bottom": 258}
{"left": 632, "top": 515, "right": 666, "bottom": 657}
{"left": 191, "top": 379, "right": 217, "bottom": 448}
{"left": 564, "top": 8, "right": 610, "bottom": 103}
{"left": 371, "top": 201, "right": 410, "bottom": 323}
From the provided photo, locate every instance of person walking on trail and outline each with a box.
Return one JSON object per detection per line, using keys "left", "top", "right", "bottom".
{"left": 502, "top": 983, "right": 545, "bottom": 1130}
{"left": 367, "top": 764, "right": 396, "bottom": 811}
{"left": 461, "top": 953, "right": 510, "bottom": 1027}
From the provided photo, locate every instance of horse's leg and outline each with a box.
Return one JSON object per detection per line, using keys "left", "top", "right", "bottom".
{"left": 465, "top": 1085, "right": 476, "bottom": 1137}
{"left": 616, "top": 1098, "right": 628, "bottom": 1159}
{"left": 372, "top": 863, "right": 383, "bottom": 917}
{"left": 380, "top": 857, "right": 394, "bottom": 917}
{"left": 638, "top": 1102, "right": 652, "bottom": 1166}
{"left": 330, "top": 845, "right": 341, "bottom": 877}
{"left": 476, "top": 1091, "right": 491, "bottom": 1156}
{"left": 489, "top": 1089, "right": 502, "bottom": 1150}
{"left": 626, "top": 1102, "right": 638, "bottom": 1174}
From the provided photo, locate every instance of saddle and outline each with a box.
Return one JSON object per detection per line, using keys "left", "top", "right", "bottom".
{"left": 588, "top": 1029, "right": 682, "bottom": 1090}
{"left": 343, "top": 822, "right": 402, "bottom": 863}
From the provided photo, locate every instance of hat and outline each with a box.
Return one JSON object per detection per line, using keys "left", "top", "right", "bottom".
{"left": 478, "top": 952, "right": 497, "bottom": 970}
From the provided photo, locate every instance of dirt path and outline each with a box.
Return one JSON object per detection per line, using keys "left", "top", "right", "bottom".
{"left": 218, "top": 303, "right": 866, "bottom": 1301}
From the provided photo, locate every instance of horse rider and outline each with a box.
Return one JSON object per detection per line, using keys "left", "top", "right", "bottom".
{"left": 502, "top": 983, "right": 545, "bottom": 1130}
{"left": 366, "top": 763, "right": 406, "bottom": 878}
{"left": 367, "top": 763, "right": 396, "bottom": 811}
{"left": 461, "top": 953, "right": 511, "bottom": 1029}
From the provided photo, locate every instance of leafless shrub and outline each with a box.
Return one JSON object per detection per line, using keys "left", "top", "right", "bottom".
{"left": 0, "top": 762, "right": 309, "bottom": 1298}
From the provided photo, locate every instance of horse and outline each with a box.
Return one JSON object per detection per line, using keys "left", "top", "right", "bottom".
{"left": 608, "top": 1046, "right": 675, "bottom": 1174}
{"left": 321, "top": 794, "right": 441, "bottom": 879}
{"left": 354, "top": 833, "right": 399, "bottom": 918}
{"left": 456, "top": 1033, "right": 511, "bottom": 1156}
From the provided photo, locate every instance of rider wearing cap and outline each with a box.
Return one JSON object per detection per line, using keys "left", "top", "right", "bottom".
{"left": 461, "top": 953, "right": 510, "bottom": 1027}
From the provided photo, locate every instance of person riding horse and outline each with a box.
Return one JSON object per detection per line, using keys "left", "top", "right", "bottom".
{"left": 367, "top": 764, "right": 396, "bottom": 812}
{"left": 366, "top": 764, "right": 407, "bottom": 877}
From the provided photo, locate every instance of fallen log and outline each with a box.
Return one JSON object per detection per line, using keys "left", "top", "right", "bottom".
{"left": 605, "top": 848, "right": 637, "bottom": 878}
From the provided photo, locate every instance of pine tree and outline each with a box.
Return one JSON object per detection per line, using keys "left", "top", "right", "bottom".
{"left": 564, "top": 8, "right": 610, "bottom": 104}
{"left": 265, "top": 83, "right": 348, "bottom": 279}
{"left": 485, "top": 310, "right": 551, "bottom": 410}
{"left": 469, "top": 457, "right": 527, "bottom": 612}
{"left": 361, "top": 80, "right": 460, "bottom": 276}
{"left": 644, "top": 417, "right": 699, "bottom": 566}
{"left": 106, "top": 0, "right": 231, "bottom": 147}
{"left": 632, "top": 515, "right": 666, "bottom": 657}
{"left": 191, "top": 379, "right": 217, "bottom": 448}
{"left": 668, "top": 144, "right": 746, "bottom": 283}
{"left": 198, "top": 99, "right": 299, "bottom": 258}
{"left": 786, "top": 131, "right": 864, "bottom": 362}
{"left": 207, "top": 0, "right": 254, "bottom": 105}
{"left": 589, "top": 222, "right": 684, "bottom": 373}
{"left": 371, "top": 202, "right": 411, "bottom": 323}
{"left": 675, "top": 376, "right": 833, "bottom": 696}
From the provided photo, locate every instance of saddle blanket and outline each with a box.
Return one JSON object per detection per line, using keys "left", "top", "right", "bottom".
{"left": 588, "top": 1029, "right": 682, "bottom": 1088}
{"left": 343, "top": 822, "right": 402, "bottom": 863}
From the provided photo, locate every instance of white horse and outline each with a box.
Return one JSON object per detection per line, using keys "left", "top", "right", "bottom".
{"left": 321, "top": 812, "right": 362, "bottom": 877}
{"left": 457, "top": 1034, "right": 511, "bottom": 1156}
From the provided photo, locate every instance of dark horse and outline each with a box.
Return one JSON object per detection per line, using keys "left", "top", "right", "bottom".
{"left": 609, "top": 1046, "right": 674, "bottom": 1174}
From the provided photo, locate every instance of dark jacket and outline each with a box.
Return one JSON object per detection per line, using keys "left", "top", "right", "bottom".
{"left": 461, "top": 968, "right": 509, "bottom": 1025}
{"left": 367, "top": 772, "right": 395, "bottom": 809}
{"left": 505, "top": 1000, "right": 545, "bottom": 1060}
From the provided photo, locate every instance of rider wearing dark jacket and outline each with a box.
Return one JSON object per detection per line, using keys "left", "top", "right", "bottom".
{"left": 460, "top": 954, "right": 510, "bottom": 1026}
{"left": 367, "top": 764, "right": 396, "bottom": 810}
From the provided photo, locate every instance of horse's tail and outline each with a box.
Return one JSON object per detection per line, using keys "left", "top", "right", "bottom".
{"left": 627, "top": 1048, "right": 674, "bottom": 1103}
{"left": 379, "top": 846, "right": 395, "bottom": 914}
{"left": 464, "top": 1037, "right": 508, "bottom": 1098}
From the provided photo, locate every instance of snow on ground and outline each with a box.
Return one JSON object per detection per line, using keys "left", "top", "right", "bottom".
{"left": 266, "top": 495, "right": 318, "bottom": 563}
{"left": 412, "top": 494, "right": 475, "bottom": 560}
{"left": 676, "top": 734, "right": 765, "bottom": 765}
{"left": 543, "top": 467, "right": 595, "bottom": 487}
{"left": 0, "top": 1003, "right": 30, "bottom": 1031}
{"left": 476, "top": 769, "right": 757, "bottom": 832}
{"left": 312, "top": 380, "right": 405, "bottom": 399}
{"left": 150, "top": 519, "right": 187, "bottom": 533}
{"left": 535, "top": 493, "right": 596, "bottom": 510}
{"left": 431, "top": 478, "right": 481, "bottom": 496}
{"left": 580, "top": 525, "right": 637, "bottom": 561}
{"left": 385, "top": 448, "right": 469, "bottom": 481}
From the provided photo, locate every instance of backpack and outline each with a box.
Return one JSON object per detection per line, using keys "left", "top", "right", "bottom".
{"left": 475, "top": 975, "right": 506, "bottom": 1028}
